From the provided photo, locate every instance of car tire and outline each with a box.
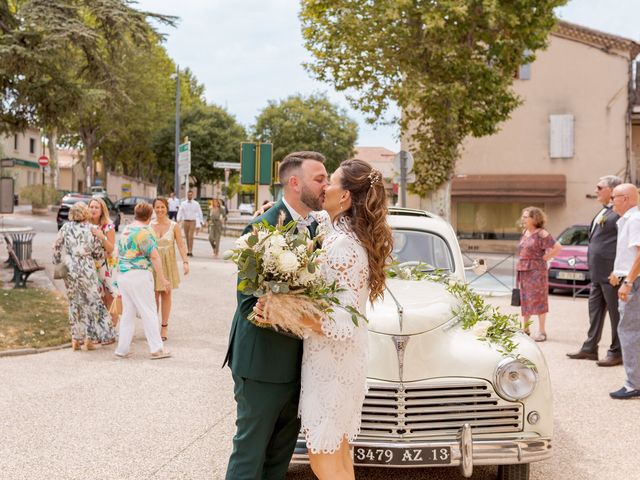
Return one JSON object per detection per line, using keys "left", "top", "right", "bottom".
{"left": 497, "top": 463, "right": 529, "bottom": 480}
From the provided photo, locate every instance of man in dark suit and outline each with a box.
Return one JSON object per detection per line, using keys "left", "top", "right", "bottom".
{"left": 567, "top": 175, "right": 623, "bottom": 366}
{"left": 224, "top": 151, "right": 328, "bottom": 480}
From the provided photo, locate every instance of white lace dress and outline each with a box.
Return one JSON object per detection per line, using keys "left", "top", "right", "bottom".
{"left": 299, "top": 213, "right": 370, "bottom": 454}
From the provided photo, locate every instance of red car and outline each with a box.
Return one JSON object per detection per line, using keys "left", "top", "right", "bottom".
{"left": 548, "top": 224, "right": 590, "bottom": 293}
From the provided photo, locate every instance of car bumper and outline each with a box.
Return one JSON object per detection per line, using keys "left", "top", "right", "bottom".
{"left": 291, "top": 427, "right": 552, "bottom": 478}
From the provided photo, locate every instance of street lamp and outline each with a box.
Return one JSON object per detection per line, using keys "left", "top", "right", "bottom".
{"left": 171, "top": 65, "right": 181, "bottom": 197}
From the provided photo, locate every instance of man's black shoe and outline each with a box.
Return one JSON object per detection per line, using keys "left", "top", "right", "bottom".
{"left": 596, "top": 355, "right": 623, "bottom": 367}
{"left": 609, "top": 387, "right": 640, "bottom": 399}
{"left": 566, "top": 350, "right": 598, "bottom": 360}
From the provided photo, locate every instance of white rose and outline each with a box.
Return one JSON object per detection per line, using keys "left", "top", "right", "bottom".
{"left": 298, "top": 268, "right": 320, "bottom": 286}
{"left": 471, "top": 320, "right": 492, "bottom": 337}
{"left": 276, "top": 250, "right": 299, "bottom": 274}
{"left": 235, "top": 233, "right": 251, "bottom": 250}
{"left": 401, "top": 267, "right": 412, "bottom": 280}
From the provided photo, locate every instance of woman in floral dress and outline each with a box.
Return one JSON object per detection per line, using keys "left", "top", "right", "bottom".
{"left": 516, "top": 207, "right": 562, "bottom": 342}
{"left": 53, "top": 202, "right": 116, "bottom": 350}
{"left": 88, "top": 198, "right": 118, "bottom": 337}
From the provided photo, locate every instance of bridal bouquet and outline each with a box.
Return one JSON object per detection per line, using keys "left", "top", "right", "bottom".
{"left": 224, "top": 216, "right": 362, "bottom": 336}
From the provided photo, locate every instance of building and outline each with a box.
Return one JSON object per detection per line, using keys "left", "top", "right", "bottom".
{"left": 0, "top": 128, "right": 46, "bottom": 198}
{"left": 350, "top": 146, "right": 398, "bottom": 204}
{"left": 404, "top": 20, "right": 640, "bottom": 252}
{"left": 57, "top": 147, "right": 85, "bottom": 193}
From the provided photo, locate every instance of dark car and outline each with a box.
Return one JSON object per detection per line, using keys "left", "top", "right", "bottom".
{"left": 548, "top": 224, "right": 590, "bottom": 293}
{"left": 114, "top": 196, "right": 153, "bottom": 216}
{"left": 56, "top": 194, "right": 121, "bottom": 231}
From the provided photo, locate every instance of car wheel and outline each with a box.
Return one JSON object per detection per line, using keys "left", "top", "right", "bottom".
{"left": 497, "top": 463, "right": 529, "bottom": 480}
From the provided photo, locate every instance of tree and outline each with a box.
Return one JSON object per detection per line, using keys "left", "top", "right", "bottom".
{"left": 253, "top": 93, "right": 358, "bottom": 173}
{"left": 0, "top": 0, "right": 177, "bottom": 187}
{"left": 152, "top": 103, "right": 246, "bottom": 196}
{"left": 300, "top": 0, "right": 567, "bottom": 194}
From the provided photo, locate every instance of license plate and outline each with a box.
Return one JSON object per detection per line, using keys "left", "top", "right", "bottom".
{"left": 557, "top": 271, "right": 586, "bottom": 280}
{"left": 353, "top": 446, "right": 451, "bottom": 466}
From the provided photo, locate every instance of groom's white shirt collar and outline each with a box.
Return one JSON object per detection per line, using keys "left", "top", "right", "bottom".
{"left": 282, "top": 197, "right": 315, "bottom": 224}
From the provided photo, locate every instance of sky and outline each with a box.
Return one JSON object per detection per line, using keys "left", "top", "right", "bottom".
{"left": 135, "top": 0, "right": 640, "bottom": 153}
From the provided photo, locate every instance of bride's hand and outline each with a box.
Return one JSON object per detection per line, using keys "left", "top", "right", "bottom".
{"left": 252, "top": 297, "right": 269, "bottom": 322}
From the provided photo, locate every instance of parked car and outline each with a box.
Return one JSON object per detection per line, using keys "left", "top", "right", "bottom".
{"left": 238, "top": 203, "right": 255, "bottom": 216}
{"left": 548, "top": 224, "right": 590, "bottom": 293}
{"left": 291, "top": 208, "right": 552, "bottom": 480}
{"left": 114, "top": 196, "right": 153, "bottom": 216}
{"left": 56, "top": 193, "right": 121, "bottom": 231}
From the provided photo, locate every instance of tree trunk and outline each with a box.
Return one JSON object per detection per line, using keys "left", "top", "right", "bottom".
{"left": 80, "top": 126, "right": 98, "bottom": 190}
{"left": 46, "top": 128, "right": 59, "bottom": 189}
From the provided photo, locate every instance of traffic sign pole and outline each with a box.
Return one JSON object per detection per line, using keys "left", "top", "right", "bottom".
{"left": 38, "top": 155, "right": 49, "bottom": 206}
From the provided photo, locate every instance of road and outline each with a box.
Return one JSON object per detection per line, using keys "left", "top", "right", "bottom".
{"left": 0, "top": 211, "right": 638, "bottom": 480}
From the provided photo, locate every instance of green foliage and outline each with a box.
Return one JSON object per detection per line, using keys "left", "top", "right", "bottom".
{"left": 19, "top": 184, "right": 61, "bottom": 208}
{"left": 253, "top": 93, "right": 358, "bottom": 173}
{"left": 386, "top": 263, "right": 527, "bottom": 361}
{"left": 300, "top": 0, "right": 567, "bottom": 193}
{"left": 152, "top": 103, "right": 246, "bottom": 194}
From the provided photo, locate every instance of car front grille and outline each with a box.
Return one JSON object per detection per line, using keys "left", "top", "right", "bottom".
{"left": 359, "top": 379, "right": 523, "bottom": 440}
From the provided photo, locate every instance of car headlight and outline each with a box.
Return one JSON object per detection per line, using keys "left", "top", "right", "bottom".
{"left": 494, "top": 358, "right": 538, "bottom": 401}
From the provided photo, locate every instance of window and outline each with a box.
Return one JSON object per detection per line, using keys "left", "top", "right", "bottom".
{"left": 29, "top": 138, "right": 35, "bottom": 154}
{"left": 13, "top": 134, "right": 18, "bottom": 150}
{"left": 549, "top": 114, "right": 575, "bottom": 158}
{"left": 391, "top": 229, "right": 454, "bottom": 271}
{"left": 456, "top": 202, "right": 544, "bottom": 241}
{"left": 515, "top": 49, "right": 533, "bottom": 80}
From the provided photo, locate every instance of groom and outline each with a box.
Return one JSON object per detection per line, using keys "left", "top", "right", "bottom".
{"left": 223, "top": 151, "right": 328, "bottom": 479}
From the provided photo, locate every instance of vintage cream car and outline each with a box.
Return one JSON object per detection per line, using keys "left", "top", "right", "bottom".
{"left": 292, "top": 208, "right": 552, "bottom": 480}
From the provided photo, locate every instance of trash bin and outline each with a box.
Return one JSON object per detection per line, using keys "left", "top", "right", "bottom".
{"left": 9, "top": 232, "right": 35, "bottom": 261}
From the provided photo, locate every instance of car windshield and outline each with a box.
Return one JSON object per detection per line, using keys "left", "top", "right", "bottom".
{"left": 391, "top": 229, "right": 454, "bottom": 271}
{"left": 61, "top": 196, "right": 90, "bottom": 205}
{"left": 557, "top": 226, "right": 589, "bottom": 246}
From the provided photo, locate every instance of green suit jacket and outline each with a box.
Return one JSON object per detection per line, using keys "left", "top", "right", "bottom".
{"left": 224, "top": 199, "right": 317, "bottom": 384}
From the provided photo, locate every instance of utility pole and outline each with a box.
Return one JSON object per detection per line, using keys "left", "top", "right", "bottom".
{"left": 173, "top": 65, "right": 181, "bottom": 197}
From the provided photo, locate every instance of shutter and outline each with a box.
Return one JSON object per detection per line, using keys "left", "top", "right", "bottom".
{"left": 549, "top": 114, "right": 575, "bottom": 158}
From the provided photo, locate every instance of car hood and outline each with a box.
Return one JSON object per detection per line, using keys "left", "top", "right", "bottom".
{"left": 550, "top": 245, "right": 588, "bottom": 269}
{"left": 366, "top": 278, "right": 457, "bottom": 335}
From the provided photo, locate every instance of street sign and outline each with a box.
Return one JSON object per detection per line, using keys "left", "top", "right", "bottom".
{"left": 258, "top": 143, "right": 273, "bottom": 185}
{"left": 213, "top": 161, "right": 241, "bottom": 170}
{"left": 38, "top": 155, "right": 49, "bottom": 167}
{"left": 178, "top": 141, "right": 191, "bottom": 175}
{"left": 393, "top": 150, "right": 414, "bottom": 173}
{"left": 240, "top": 142, "right": 256, "bottom": 184}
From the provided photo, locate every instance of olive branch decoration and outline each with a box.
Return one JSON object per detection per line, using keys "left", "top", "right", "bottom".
{"left": 386, "top": 263, "right": 533, "bottom": 366}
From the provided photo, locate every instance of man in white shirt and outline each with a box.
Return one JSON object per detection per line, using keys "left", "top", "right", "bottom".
{"left": 177, "top": 190, "right": 203, "bottom": 256}
{"left": 608, "top": 183, "right": 640, "bottom": 399}
{"left": 168, "top": 192, "right": 180, "bottom": 221}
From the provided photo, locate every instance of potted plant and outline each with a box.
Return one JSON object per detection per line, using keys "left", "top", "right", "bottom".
{"left": 19, "top": 184, "right": 61, "bottom": 215}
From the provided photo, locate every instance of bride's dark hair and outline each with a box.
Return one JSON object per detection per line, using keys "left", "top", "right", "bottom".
{"left": 337, "top": 159, "right": 393, "bottom": 303}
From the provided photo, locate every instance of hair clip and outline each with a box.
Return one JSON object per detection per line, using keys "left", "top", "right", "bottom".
{"left": 368, "top": 169, "right": 382, "bottom": 187}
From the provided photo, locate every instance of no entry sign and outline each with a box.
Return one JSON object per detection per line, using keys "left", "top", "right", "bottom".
{"left": 38, "top": 155, "right": 49, "bottom": 167}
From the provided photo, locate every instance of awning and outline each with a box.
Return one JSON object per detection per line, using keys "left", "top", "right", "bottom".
{"left": 451, "top": 174, "right": 566, "bottom": 204}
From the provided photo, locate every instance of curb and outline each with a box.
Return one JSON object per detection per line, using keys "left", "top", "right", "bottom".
{"left": 0, "top": 342, "right": 71, "bottom": 358}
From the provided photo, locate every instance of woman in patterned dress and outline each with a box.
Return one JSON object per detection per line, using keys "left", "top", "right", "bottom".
{"left": 88, "top": 197, "right": 118, "bottom": 342}
{"left": 257, "top": 159, "right": 393, "bottom": 479}
{"left": 151, "top": 197, "right": 189, "bottom": 341}
{"left": 516, "top": 207, "right": 562, "bottom": 342}
{"left": 53, "top": 202, "right": 115, "bottom": 350}
{"left": 207, "top": 198, "right": 225, "bottom": 257}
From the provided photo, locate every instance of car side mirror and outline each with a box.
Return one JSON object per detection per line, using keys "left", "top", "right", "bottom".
{"left": 465, "top": 258, "right": 487, "bottom": 275}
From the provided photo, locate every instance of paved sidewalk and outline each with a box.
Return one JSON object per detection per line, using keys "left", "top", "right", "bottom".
{"left": 1, "top": 212, "right": 639, "bottom": 479}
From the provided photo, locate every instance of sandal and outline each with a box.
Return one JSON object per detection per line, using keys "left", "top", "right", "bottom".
{"left": 533, "top": 332, "right": 547, "bottom": 342}
{"left": 150, "top": 349, "right": 172, "bottom": 360}
{"left": 161, "top": 324, "right": 168, "bottom": 341}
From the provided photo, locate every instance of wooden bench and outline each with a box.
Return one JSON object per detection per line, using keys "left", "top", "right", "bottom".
{"left": 6, "top": 242, "right": 45, "bottom": 288}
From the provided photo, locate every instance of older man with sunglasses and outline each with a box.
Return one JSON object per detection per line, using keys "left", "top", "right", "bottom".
{"left": 567, "top": 175, "right": 622, "bottom": 366}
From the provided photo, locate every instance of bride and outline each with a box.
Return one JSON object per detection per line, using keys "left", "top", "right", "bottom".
{"left": 256, "top": 158, "right": 393, "bottom": 480}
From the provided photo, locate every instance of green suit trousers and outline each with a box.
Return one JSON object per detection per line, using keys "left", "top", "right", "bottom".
{"left": 225, "top": 374, "right": 301, "bottom": 480}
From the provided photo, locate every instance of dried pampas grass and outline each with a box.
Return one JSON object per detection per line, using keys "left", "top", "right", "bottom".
{"left": 263, "top": 293, "right": 325, "bottom": 338}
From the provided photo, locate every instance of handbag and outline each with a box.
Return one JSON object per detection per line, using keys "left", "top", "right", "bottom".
{"left": 109, "top": 295, "right": 123, "bottom": 327}
{"left": 53, "top": 263, "right": 68, "bottom": 280}
{"left": 511, "top": 271, "right": 521, "bottom": 306}
{"left": 510, "top": 288, "right": 521, "bottom": 307}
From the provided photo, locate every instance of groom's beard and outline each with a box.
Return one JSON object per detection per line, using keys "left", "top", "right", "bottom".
{"left": 301, "top": 186, "right": 323, "bottom": 211}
